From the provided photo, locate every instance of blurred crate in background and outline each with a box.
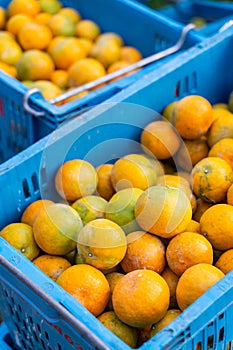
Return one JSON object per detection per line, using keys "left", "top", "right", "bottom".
{"left": 0, "top": 323, "right": 13, "bottom": 350}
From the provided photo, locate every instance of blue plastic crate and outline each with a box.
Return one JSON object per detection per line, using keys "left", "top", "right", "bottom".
{"left": 157, "top": 0, "right": 233, "bottom": 37}
{"left": 0, "top": 0, "right": 201, "bottom": 165}
{"left": 0, "top": 26, "right": 233, "bottom": 350}
{"left": 0, "top": 323, "right": 14, "bottom": 350}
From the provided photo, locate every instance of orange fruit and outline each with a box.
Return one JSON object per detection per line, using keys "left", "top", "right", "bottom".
{"left": 55, "top": 159, "right": 98, "bottom": 202}
{"left": 50, "top": 69, "right": 68, "bottom": 89}
{"left": 33, "top": 254, "right": 71, "bottom": 281}
{"left": 156, "top": 174, "right": 193, "bottom": 202}
{"left": 185, "top": 219, "right": 200, "bottom": 233}
{"left": 135, "top": 185, "right": 192, "bottom": 239}
{"left": 212, "top": 103, "right": 229, "bottom": 110}
{"left": 149, "top": 309, "right": 181, "bottom": 338}
{"left": 200, "top": 203, "right": 233, "bottom": 250}
{"left": 161, "top": 266, "right": 179, "bottom": 309}
{"left": 91, "top": 41, "right": 121, "bottom": 69}
{"left": 76, "top": 19, "right": 100, "bottom": 41}
{"left": 33, "top": 80, "right": 62, "bottom": 100}
{"left": 57, "top": 264, "right": 110, "bottom": 316}
{"left": 111, "top": 153, "right": 157, "bottom": 192}
{"left": 105, "top": 188, "right": 143, "bottom": 234}
{"left": 38, "top": 0, "right": 62, "bottom": 14}
{"left": 59, "top": 7, "right": 81, "bottom": 24}
{"left": 0, "top": 222, "right": 40, "bottom": 260}
{"left": 76, "top": 218, "right": 127, "bottom": 270}
{"left": 96, "top": 163, "right": 115, "bottom": 200}
{"left": 47, "top": 35, "right": 65, "bottom": 55}
{"left": 0, "top": 38, "right": 22, "bottom": 66}
{"left": 71, "top": 195, "right": 107, "bottom": 224}
{"left": 21, "top": 199, "right": 54, "bottom": 226}
{"left": 34, "top": 12, "right": 52, "bottom": 25}
{"left": 212, "top": 108, "right": 233, "bottom": 122}
{"left": 140, "top": 120, "right": 181, "bottom": 160}
{"left": 16, "top": 49, "right": 55, "bottom": 81}
{"left": 120, "top": 46, "right": 142, "bottom": 63}
{"left": 49, "top": 37, "right": 87, "bottom": 70}
{"left": 7, "top": 0, "right": 40, "bottom": 17}
{"left": 105, "top": 272, "right": 124, "bottom": 311}
{"left": 112, "top": 269, "right": 170, "bottom": 327}
{"left": 180, "top": 137, "right": 209, "bottom": 167}
{"left": 172, "top": 95, "right": 213, "bottom": 140}
{"left": 0, "top": 61, "right": 17, "bottom": 78}
{"left": 6, "top": 13, "right": 32, "bottom": 35}
{"left": 17, "top": 21, "right": 53, "bottom": 50}
{"left": 191, "top": 156, "right": 233, "bottom": 203}
{"left": 95, "top": 32, "right": 124, "bottom": 47}
{"left": 192, "top": 197, "right": 213, "bottom": 222}
{"left": 0, "top": 31, "right": 15, "bottom": 41}
{"left": 166, "top": 231, "right": 213, "bottom": 276}
{"left": 77, "top": 37, "right": 93, "bottom": 55}
{"left": 208, "top": 138, "right": 233, "bottom": 169}
{"left": 33, "top": 203, "right": 83, "bottom": 255}
{"left": 176, "top": 263, "right": 224, "bottom": 310}
{"left": 207, "top": 114, "right": 233, "bottom": 148}
{"left": 120, "top": 231, "right": 166, "bottom": 274}
{"left": 227, "top": 183, "right": 233, "bottom": 205}
{"left": 162, "top": 101, "right": 178, "bottom": 123}
{"left": 107, "top": 60, "right": 136, "bottom": 82}
{"left": 0, "top": 7, "right": 6, "bottom": 29}
{"left": 67, "top": 57, "right": 106, "bottom": 87}
{"left": 48, "top": 13, "right": 76, "bottom": 36}
{"left": 97, "top": 311, "right": 138, "bottom": 348}
{"left": 215, "top": 249, "right": 233, "bottom": 274}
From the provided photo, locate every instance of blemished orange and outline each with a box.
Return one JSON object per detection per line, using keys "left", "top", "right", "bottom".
{"left": 185, "top": 219, "right": 200, "bottom": 233}
{"left": 7, "top": 0, "right": 40, "bottom": 17}
{"left": 48, "top": 13, "right": 76, "bottom": 36}
{"left": 76, "top": 19, "right": 100, "bottom": 41}
{"left": 91, "top": 41, "right": 121, "bottom": 69}
{"left": 0, "top": 38, "right": 22, "bottom": 66}
{"left": 111, "top": 153, "right": 157, "bottom": 192}
{"left": 96, "top": 163, "right": 115, "bottom": 200}
{"left": 57, "top": 264, "right": 110, "bottom": 316}
{"left": 191, "top": 156, "right": 233, "bottom": 203}
{"left": 166, "top": 231, "right": 213, "bottom": 276}
{"left": 215, "top": 249, "right": 233, "bottom": 274}
{"left": 16, "top": 49, "right": 55, "bottom": 81}
{"left": 50, "top": 69, "right": 68, "bottom": 89}
{"left": 149, "top": 309, "right": 181, "bottom": 338}
{"left": 105, "top": 272, "right": 124, "bottom": 311}
{"left": 49, "top": 37, "right": 87, "bottom": 70}
{"left": 17, "top": 22, "right": 53, "bottom": 50}
{"left": 21, "top": 199, "right": 54, "bottom": 226}
{"left": 67, "top": 58, "right": 106, "bottom": 87}
{"left": 120, "top": 46, "right": 142, "bottom": 63}
{"left": 172, "top": 95, "right": 213, "bottom": 140}
{"left": 59, "top": 7, "right": 81, "bottom": 24}
{"left": 120, "top": 231, "right": 166, "bottom": 274}
{"left": 112, "top": 269, "right": 170, "bottom": 328}
{"left": 55, "top": 159, "right": 98, "bottom": 202}
{"left": 33, "top": 80, "right": 62, "bottom": 100}
{"left": 176, "top": 263, "right": 224, "bottom": 311}
{"left": 97, "top": 311, "right": 138, "bottom": 348}
{"left": 200, "top": 203, "right": 233, "bottom": 251}
{"left": 161, "top": 267, "right": 179, "bottom": 309}
{"left": 0, "top": 222, "right": 40, "bottom": 261}
{"left": 0, "top": 61, "right": 17, "bottom": 78}
{"left": 192, "top": 197, "right": 214, "bottom": 222}
{"left": 227, "top": 183, "right": 233, "bottom": 205}
{"left": 140, "top": 120, "right": 181, "bottom": 160}
{"left": 76, "top": 218, "right": 127, "bottom": 270}
{"left": 71, "top": 195, "right": 107, "bottom": 224}
{"left": 33, "top": 254, "right": 71, "bottom": 281}
{"left": 208, "top": 138, "right": 233, "bottom": 169}
{"left": 33, "top": 203, "right": 83, "bottom": 255}
{"left": 207, "top": 115, "right": 233, "bottom": 148}
{"left": 6, "top": 13, "right": 32, "bottom": 36}
{"left": 135, "top": 185, "right": 192, "bottom": 239}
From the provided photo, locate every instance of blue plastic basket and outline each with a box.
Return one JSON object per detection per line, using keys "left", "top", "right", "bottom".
{"left": 0, "top": 323, "right": 14, "bottom": 350}
{"left": 0, "top": 0, "right": 201, "bottom": 165}
{"left": 0, "top": 26, "right": 233, "bottom": 350}
{"left": 157, "top": 0, "right": 233, "bottom": 37}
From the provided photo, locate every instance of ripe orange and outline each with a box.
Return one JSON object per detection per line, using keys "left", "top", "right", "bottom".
{"left": 76, "top": 19, "right": 100, "bottom": 41}
{"left": 0, "top": 38, "right": 22, "bottom": 66}
{"left": 208, "top": 138, "right": 233, "bottom": 169}
{"left": 120, "top": 46, "right": 142, "bottom": 63}
{"left": 59, "top": 7, "right": 81, "bottom": 24}
{"left": 166, "top": 231, "right": 213, "bottom": 276}
{"left": 16, "top": 49, "right": 55, "bottom": 81}
{"left": 180, "top": 137, "right": 209, "bottom": 167}
{"left": 135, "top": 185, "right": 192, "bottom": 239}
{"left": 149, "top": 309, "right": 181, "bottom": 338}
{"left": 55, "top": 159, "right": 98, "bottom": 202}
{"left": 140, "top": 120, "right": 181, "bottom": 160}
{"left": 207, "top": 115, "right": 233, "bottom": 148}
{"left": 97, "top": 311, "right": 138, "bottom": 348}
{"left": 21, "top": 199, "right": 54, "bottom": 226}
{"left": 161, "top": 266, "right": 179, "bottom": 309}
{"left": 17, "top": 21, "right": 53, "bottom": 50}
{"left": 71, "top": 195, "right": 107, "bottom": 224}
{"left": 156, "top": 174, "right": 193, "bottom": 202}
{"left": 0, "top": 61, "right": 17, "bottom": 78}
{"left": 215, "top": 249, "right": 233, "bottom": 274}
{"left": 33, "top": 254, "right": 71, "bottom": 281}
{"left": 162, "top": 101, "right": 178, "bottom": 123}
{"left": 0, "top": 7, "right": 6, "bottom": 29}
{"left": 105, "top": 272, "right": 124, "bottom": 311}
{"left": 7, "top": 0, "right": 40, "bottom": 17}
{"left": 172, "top": 95, "right": 213, "bottom": 140}
{"left": 76, "top": 218, "right": 127, "bottom": 270}
{"left": 111, "top": 153, "right": 157, "bottom": 191}
{"left": 105, "top": 188, "right": 143, "bottom": 234}
{"left": 112, "top": 269, "right": 170, "bottom": 328}
{"left": 96, "top": 163, "right": 115, "bottom": 200}
{"left": 32, "top": 80, "right": 62, "bottom": 100}
{"left": 91, "top": 41, "right": 121, "bottom": 69}
{"left": 95, "top": 32, "right": 124, "bottom": 47}
{"left": 192, "top": 197, "right": 213, "bottom": 222}
{"left": 176, "top": 263, "right": 224, "bottom": 310}
{"left": 200, "top": 203, "right": 233, "bottom": 251}
{"left": 185, "top": 219, "right": 200, "bottom": 233}
{"left": 57, "top": 264, "right": 110, "bottom": 316}
{"left": 191, "top": 156, "right": 233, "bottom": 203}
{"left": 6, "top": 13, "right": 32, "bottom": 36}
{"left": 0, "top": 222, "right": 40, "bottom": 260}
{"left": 121, "top": 231, "right": 166, "bottom": 274}
{"left": 50, "top": 69, "right": 68, "bottom": 89}
{"left": 48, "top": 13, "right": 76, "bottom": 36}
{"left": 34, "top": 12, "right": 52, "bottom": 25}
{"left": 33, "top": 203, "right": 83, "bottom": 255}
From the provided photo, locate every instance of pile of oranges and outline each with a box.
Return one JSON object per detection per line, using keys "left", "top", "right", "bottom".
{"left": 1, "top": 96, "right": 233, "bottom": 345}
{"left": 0, "top": 0, "right": 143, "bottom": 103}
